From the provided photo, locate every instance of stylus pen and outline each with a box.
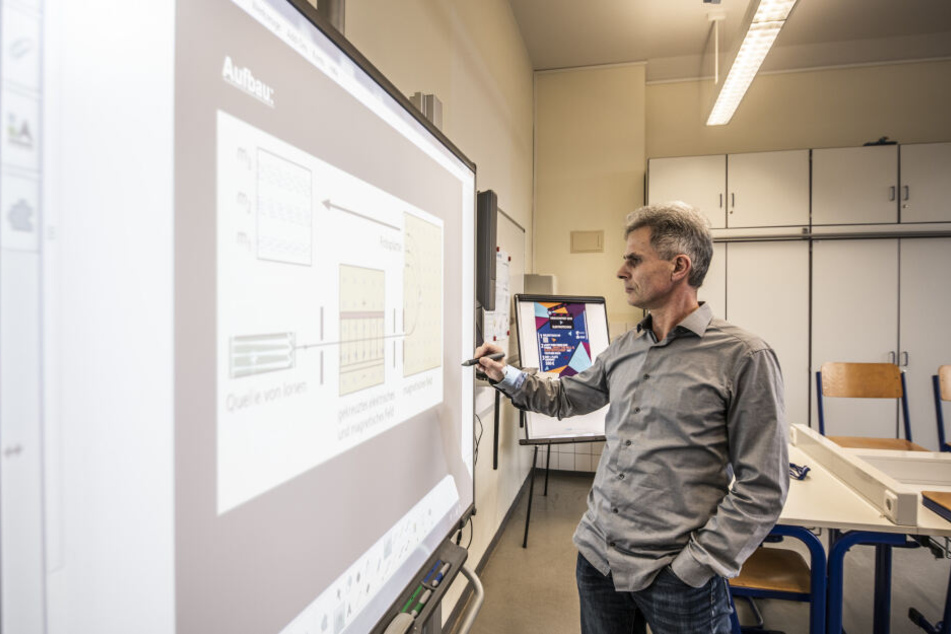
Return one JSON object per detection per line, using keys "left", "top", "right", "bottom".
{"left": 461, "top": 352, "right": 504, "bottom": 366}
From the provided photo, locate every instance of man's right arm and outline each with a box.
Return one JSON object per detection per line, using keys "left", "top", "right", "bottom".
{"left": 494, "top": 357, "right": 610, "bottom": 420}
{"left": 470, "top": 342, "right": 611, "bottom": 418}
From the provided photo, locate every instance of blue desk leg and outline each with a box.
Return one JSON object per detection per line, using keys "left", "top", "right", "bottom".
{"left": 775, "top": 525, "right": 828, "bottom": 634}
{"left": 827, "top": 531, "right": 908, "bottom": 634}
{"left": 874, "top": 544, "right": 892, "bottom": 634}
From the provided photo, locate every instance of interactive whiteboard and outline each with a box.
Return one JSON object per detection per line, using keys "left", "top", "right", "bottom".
{"left": 0, "top": 1, "right": 475, "bottom": 632}
{"left": 514, "top": 295, "right": 610, "bottom": 443}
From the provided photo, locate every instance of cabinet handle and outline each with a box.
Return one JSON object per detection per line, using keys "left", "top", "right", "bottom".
{"left": 889, "top": 186, "right": 896, "bottom": 201}
{"left": 731, "top": 193, "right": 735, "bottom": 208}
{"left": 719, "top": 193, "right": 723, "bottom": 208}
{"left": 903, "top": 185, "right": 910, "bottom": 201}
{"left": 901, "top": 351, "right": 909, "bottom": 367}
{"left": 889, "top": 351, "right": 896, "bottom": 365}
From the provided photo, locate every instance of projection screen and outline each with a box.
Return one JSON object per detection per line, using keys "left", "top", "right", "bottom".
{"left": 0, "top": 0, "right": 476, "bottom": 632}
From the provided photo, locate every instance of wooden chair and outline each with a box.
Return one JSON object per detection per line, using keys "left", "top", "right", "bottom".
{"left": 816, "top": 361, "right": 927, "bottom": 452}
{"left": 729, "top": 525, "right": 827, "bottom": 634}
{"left": 934, "top": 365, "right": 951, "bottom": 452}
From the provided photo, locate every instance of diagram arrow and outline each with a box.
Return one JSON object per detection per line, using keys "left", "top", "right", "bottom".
{"left": 322, "top": 199, "right": 400, "bottom": 232}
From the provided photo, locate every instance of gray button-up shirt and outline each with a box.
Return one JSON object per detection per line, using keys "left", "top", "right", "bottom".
{"left": 497, "top": 303, "right": 788, "bottom": 591}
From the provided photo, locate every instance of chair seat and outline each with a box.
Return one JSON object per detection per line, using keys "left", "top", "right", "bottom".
{"left": 828, "top": 436, "right": 928, "bottom": 452}
{"left": 730, "top": 548, "right": 810, "bottom": 594}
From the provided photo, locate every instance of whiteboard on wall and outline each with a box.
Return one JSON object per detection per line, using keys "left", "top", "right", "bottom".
{"left": 513, "top": 294, "right": 610, "bottom": 443}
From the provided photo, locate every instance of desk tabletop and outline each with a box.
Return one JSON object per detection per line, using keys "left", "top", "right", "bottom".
{"left": 783, "top": 445, "right": 951, "bottom": 537}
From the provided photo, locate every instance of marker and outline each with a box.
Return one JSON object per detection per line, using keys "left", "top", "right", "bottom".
{"left": 430, "top": 562, "right": 451, "bottom": 587}
{"left": 422, "top": 560, "right": 442, "bottom": 583}
{"left": 461, "top": 352, "right": 504, "bottom": 367}
{"left": 410, "top": 589, "right": 433, "bottom": 617}
{"left": 401, "top": 585, "right": 424, "bottom": 613}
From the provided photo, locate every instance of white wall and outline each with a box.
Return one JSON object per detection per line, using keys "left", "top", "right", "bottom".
{"left": 534, "top": 63, "right": 648, "bottom": 332}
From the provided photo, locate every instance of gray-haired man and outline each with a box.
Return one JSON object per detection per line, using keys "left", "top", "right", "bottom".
{"left": 475, "top": 202, "right": 788, "bottom": 634}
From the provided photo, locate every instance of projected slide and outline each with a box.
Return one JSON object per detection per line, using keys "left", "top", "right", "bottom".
{"left": 216, "top": 110, "right": 445, "bottom": 514}
{"left": 534, "top": 301, "right": 592, "bottom": 377}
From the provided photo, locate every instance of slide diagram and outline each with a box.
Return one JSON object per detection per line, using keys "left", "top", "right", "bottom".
{"left": 229, "top": 332, "right": 296, "bottom": 378}
{"left": 339, "top": 265, "right": 386, "bottom": 395}
{"left": 215, "top": 110, "right": 447, "bottom": 514}
{"left": 256, "top": 149, "right": 313, "bottom": 266}
{"left": 402, "top": 213, "right": 442, "bottom": 377}
{"left": 534, "top": 301, "right": 592, "bottom": 377}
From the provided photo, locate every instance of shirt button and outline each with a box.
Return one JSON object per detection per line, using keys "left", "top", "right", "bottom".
{"left": 618, "top": 473, "right": 625, "bottom": 480}
{"left": 609, "top": 541, "right": 616, "bottom": 548}
{"left": 625, "top": 440, "right": 632, "bottom": 446}
{"left": 613, "top": 507, "right": 619, "bottom": 513}
{"left": 643, "top": 373, "right": 650, "bottom": 380}
{"left": 634, "top": 407, "right": 640, "bottom": 413}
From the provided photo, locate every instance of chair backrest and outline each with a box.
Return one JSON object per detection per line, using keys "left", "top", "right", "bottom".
{"left": 819, "top": 362, "right": 902, "bottom": 398}
{"left": 939, "top": 366, "right": 951, "bottom": 401}
{"left": 816, "top": 362, "right": 910, "bottom": 439}
{"left": 936, "top": 365, "right": 951, "bottom": 449}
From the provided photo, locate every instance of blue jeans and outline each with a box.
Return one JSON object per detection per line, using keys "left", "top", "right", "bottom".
{"left": 576, "top": 553, "right": 733, "bottom": 634}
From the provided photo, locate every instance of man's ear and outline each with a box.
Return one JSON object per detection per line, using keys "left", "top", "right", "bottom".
{"left": 671, "top": 254, "right": 692, "bottom": 282}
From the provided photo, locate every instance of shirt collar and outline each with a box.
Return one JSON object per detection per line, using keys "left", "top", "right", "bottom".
{"left": 636, "top": 302, "right": 714, "bottom": 339}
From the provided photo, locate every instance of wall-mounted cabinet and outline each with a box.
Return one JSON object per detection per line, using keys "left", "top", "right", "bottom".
{"left": 812, "top": 142, "right": 951, "bottom": 226}
{"left": 812, "top": 145, "right": 898, "bottom": 225}
{"left": 648, "top": 155, "right": 726, "bottom": 228}
{"left": 648, "top": 150, "right": 809, "bottom": 230}
{"left": 726, "top": 150, "right": 810, "bottom": 228}
{"left": 900, "top": 142, "right": 951, "bottom": 223}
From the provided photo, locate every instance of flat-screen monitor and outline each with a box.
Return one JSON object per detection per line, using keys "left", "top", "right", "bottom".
{"left": 0, "top": 0, "right": 475, "bottom": 632}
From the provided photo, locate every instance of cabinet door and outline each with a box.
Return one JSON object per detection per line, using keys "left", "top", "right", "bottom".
{"left": 900, "top": 143, "right": 951, "bottom": 223}
{"left": 648, "top": 155, "right": 726, "bottom": 229}
{"left": 899, "top": 238, "right": 951, "bottom": 449}
{"left": 812, "top": 146, "right": 898, "bottom": 225}
{"left": 727, "top": 150, "right": 810, "bottom": 228}
{"left": 698, "top": 242, "right": 726, "bottom": 319}
{"left": 726, "top": 242, "right": 810, "bottom": 428}
{"left": 811, "top": 240, "right": 899, "bottom": 438}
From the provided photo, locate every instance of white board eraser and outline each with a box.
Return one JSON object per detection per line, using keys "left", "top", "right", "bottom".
{"left": 383, "top": 612, "right": 414, "bottom": 634}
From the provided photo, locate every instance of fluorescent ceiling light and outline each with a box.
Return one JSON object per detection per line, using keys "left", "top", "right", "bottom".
{"left": 706, "top": 0, "right": 798, "bottom": 126}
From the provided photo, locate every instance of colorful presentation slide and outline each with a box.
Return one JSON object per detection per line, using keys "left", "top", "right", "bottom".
{"left": 534, "top": 301, "right": 593, "bottom": 377}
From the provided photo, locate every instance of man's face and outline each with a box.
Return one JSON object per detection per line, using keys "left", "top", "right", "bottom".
{"left": 616, "top": 227, "right": 677, "bottom": 310}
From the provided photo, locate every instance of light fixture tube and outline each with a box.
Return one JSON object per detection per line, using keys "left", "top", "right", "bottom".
{"left": 706, "top": 0, "right": 798, "bottom": 126}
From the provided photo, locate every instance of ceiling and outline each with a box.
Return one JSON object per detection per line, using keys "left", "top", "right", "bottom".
{"left": 506, "top": 0, "right": 951, "bottom": 82}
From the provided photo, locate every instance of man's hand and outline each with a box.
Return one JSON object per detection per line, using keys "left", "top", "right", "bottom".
{"left": 472, "top": 343, "right": 505, "bottom": 382}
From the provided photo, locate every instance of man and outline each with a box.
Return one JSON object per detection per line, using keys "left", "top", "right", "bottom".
{"left": 474, "top": 202, "right": 788, "bottom": 634}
